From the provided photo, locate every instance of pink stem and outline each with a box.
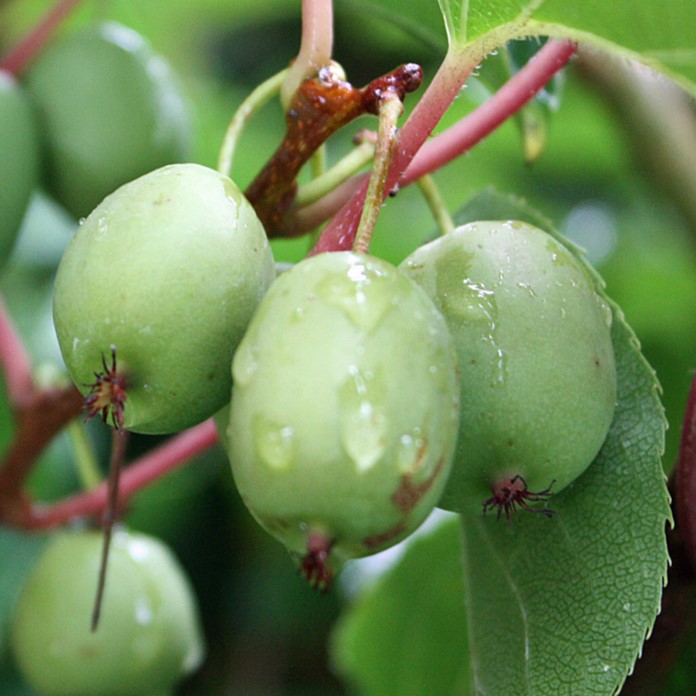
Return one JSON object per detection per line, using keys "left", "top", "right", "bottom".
{"left": 0, "top": 295, "right": 34, "bottom": 403}
{"left": 676, "top": 373, "right": 696, "bottom": 571}
{"left": 305, "top": 39, "right": 576, "bottom": 249}
{"left": 281, "top": 0, "right": 334, "bottom": 107}
{"left": 311, "top": 48, "right": 471, "bottom": 253}
{"left": 0, "top": 0, "right": 83, "bottom": 75}
{"left": 404, "top": 39, "right": 577, "bottom": 184}
{"left": 27, "top": 419, "right": 219, "bottom": 529}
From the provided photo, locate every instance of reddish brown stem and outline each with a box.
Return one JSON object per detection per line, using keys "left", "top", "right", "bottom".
{"left": 245, "top": 63, "right": 422, "bottom": 237}
{"left": 0, "top": 0, "right": 84, "bottom": 75}
{"left": 19, "top": 419, "right": 219, "bottom": 530}
{"left": 0, "top": 386, "right": 84, "bottom": 521}
{"left": 676, "top": 373, "right": 696, "bottom": 571}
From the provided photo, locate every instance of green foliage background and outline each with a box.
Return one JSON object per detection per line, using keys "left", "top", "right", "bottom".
{"left": 0, "top": 0, "right": 694, "bottom": 694}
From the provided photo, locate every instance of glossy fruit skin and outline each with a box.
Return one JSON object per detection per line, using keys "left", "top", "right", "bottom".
{"left": 26, "top": 21, "right": 191, "bottom": 219}
{"left": 0, "top": 70, "right": 39, "bottom": 267}
{"left": 401, "top": 220, "right": 617, "bottom": 511}
{"left": 227, "top": 251, "right": 460, "bottom": 581}
{"left": 53, "top": 163, "right": 275, "bottom": 434}
{"left": 11, "top": 529, "right": 204, "bottom": 696}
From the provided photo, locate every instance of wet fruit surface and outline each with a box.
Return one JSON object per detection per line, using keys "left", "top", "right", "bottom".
{"left": 227, "top": 251, "right": 460, "bottom": 585}
{"left": 401, "top": 220, "right": 617, "bottom": 512}
{"left": 53, "top": 163, "right": 275, "bottom": 434}
{"left": 10, "top": 529, "right": 204, "bottom": 696}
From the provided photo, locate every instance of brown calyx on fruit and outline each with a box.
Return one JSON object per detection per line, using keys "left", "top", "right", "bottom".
{"left": 84, "top": 347, "right": 127, "bottom": 430}
{"left": 482, "top": 474, "right": 555, "bottom": 522}
{"left": 300, "top": 529, "right": 335, "bottom": 592}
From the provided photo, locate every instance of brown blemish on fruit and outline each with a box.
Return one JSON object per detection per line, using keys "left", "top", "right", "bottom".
{"left": 363, "top": 520, "right": 407, "bottom": 550}
{"left": 392, "top": 456, "right": 445, "bottom": 513}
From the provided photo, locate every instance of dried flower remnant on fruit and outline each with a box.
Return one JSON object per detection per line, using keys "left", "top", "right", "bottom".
{"left": 84, "top": 347, "right": 127, "bottom": 430}
{"left": 482, "top": 475, "right": 555, "bottom": 522}
{"left": 300, "top": 530, "right": 335, "bottom": 591}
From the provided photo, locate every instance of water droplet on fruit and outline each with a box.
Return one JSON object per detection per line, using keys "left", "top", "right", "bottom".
{"left": 134, "top": 598, "right": 154, "bottom": 626}
{"left": 253, "top": 416, "right": 295, "bottom": 470}
{"left": 396, "top": 428, "right": 426, "bottom": 475}
{"left": 233, "top": 342, "right": 259, "bottom": 385}
{"left": 339, "top": 366, "right": 387, "bottom": 472}
{"left": 316, "top": 262, "right": 394, "bottom": 331}
{"left": 516, "top": 281, "right": 537, "bottom": 297}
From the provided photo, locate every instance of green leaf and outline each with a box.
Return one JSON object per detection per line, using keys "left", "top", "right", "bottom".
{"left": 373, "top": 0, "right": 696, "bottom": 97}
{"left": 450, "top": 189, "right": 671, "bottom": 695}
{"left": 332, "top": 515, "right": 472, "bottom": 696}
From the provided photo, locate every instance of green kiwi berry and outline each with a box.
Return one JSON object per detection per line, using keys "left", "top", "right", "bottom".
{"left": 227, "top": 251, "right": 460, "bottom": 587}
{"left": 0, "top": 70, "right": 39, "bottom": 267}
{"left": 26, "top": 21, "right": 191, "bottom": 218}
{"left": 10, "top": 529, "right": 204, "bottom": 696}
{"left": 401, "top": 220, "right": 617, "bottom": 517}
{"left": 52, "top": 162, "right": 275, "bottom": 434}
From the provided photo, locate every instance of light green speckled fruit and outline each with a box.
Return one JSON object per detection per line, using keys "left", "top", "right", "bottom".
{"left": 227, "top": 251, "right": 460, "bottom": 587}
{"left": 26, "top": 21, "right": 191, "bottom": 219}
{"left": 0, "top": 70, "right": 39, "bottom": 267}
{"left": 401, "top": 220, "right": 616, "bottom": 517}
{"left": 52, "top": 163, "right": 275, "bottom": 434}
{"left": 11, "top": 529, "right": 204, "bottom": 696}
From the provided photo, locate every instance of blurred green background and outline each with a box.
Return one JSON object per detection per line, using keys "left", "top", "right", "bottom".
{"left": 1, "top": 0, "right": 694, "bottom": 694}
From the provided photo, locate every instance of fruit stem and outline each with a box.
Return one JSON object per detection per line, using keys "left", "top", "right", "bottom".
{"left": 16, "top": 420, "right": 219, "bottom": 530}
{"left": 217, "top": 68, "right": 289, "bottom": 179}
{"left": 675, "top": 373, "right": 696, "bottom": 572}
{"left": 295, "top": 136, "right": 375, "bottom": 207}
{"left": 280, "top": 0, "right": 334, "bottom": 109}
{"left": 353, "top": 95, "right": 403, "bottom": 254}
{"left": 306, "top": 39, "right": 576, "bottom": 248}
{"left": 245, "top": 63, "right": 422, "bottom": 237}
{"left": 0, "top": 0, "right": 83, "bottom": 75}
{"left": 310, "top": 46, "right": 475, "bottom": 252}
{"left": 416, "top": 174, "right": 455, "bottom": 236}
{"left": 91, "top": 427, "right": 129, "bottom": 631}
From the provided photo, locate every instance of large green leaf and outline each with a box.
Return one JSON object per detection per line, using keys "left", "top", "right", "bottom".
{"left": 452, "top": 190, "right": 671, "bottom": 695}
{"left": 403, "top": 0, "right": 696, "bottom": 97}
{"left": 332, "top": 515, "right": 471, "bottom": 695}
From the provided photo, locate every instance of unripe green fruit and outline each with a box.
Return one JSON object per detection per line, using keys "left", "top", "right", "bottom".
{"left": 0, "top": 70, "right": 39, "bottom": 266}
{"left": 400, "top": 220, "right": 617, "bottom": 514}
{"left": 228, "top": 251, "right": 460, "bottom": 586}
{"left": 26, "top": 21, "right": 191, "bottom": 218}
{"left": 11, "top": 529, "right": 204, "bottom": 696}
{"left": 53, "top": 163, "right": 275, "bottom": 434}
